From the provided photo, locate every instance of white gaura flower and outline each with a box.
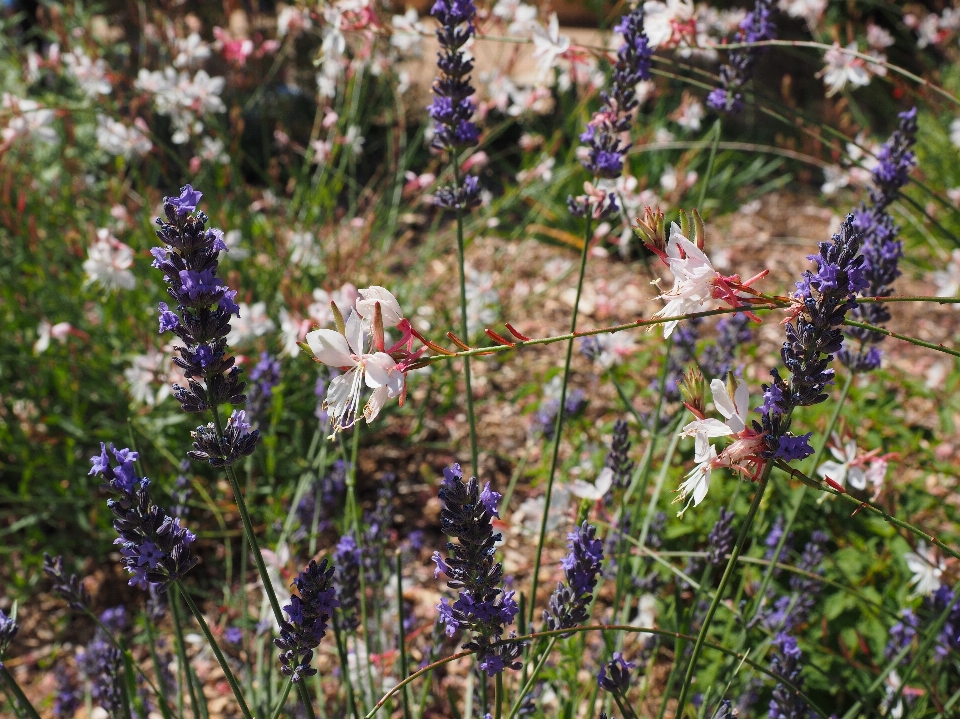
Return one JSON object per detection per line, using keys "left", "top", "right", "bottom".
{"left": 83, "top": 229, "right": 136, "bottom": 291}
{"left": 675, "top": 432, "right": 716, "bottom": 517}
{"left": 227, "top": 302, "right": 276, "bottom": 346}
{"left": 531, "top": 13, "right": 570, "bottom": 81}
{"left": 308, "top": 284, "right": 359, "bottom": 326}
{"left": 682, "top": 377, "right": 750, "bottom": 441}
{"left": 653, "top": 224, "right": 722, "bottom": 337}
{"left": 933, "top": 249, "right": 960, "bottom": 306}
{"left": 817, "top": 434, "right": 866, "bottom": 491}
{"left": 642, "top": 0, "right": 694, "bottom": 48}
{"left": 34, "top": 320, "right": 72, "bottom": 354}
{"left": 278, "top": 307, "right": 312, "bottom": 357}
{"left": 903, "top": 542, "right": 945, "bottom": 597}
{"left": 1, "top": 94, "right": 58, "bottom": 146}
{"left": 96, "top": 115, "right": 152, "bottom": 159}
{"left": 820, "top": 42, "right": 873, "bottom": 97}
{"left": 570, "top": 467, "right": 614, "bottom": 501}
{"left": 306, "top": 312, "right": 405, "bottom": 435}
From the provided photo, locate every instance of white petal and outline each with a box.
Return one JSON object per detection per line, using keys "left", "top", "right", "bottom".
{"left": 569, "top": 478, "right": 605, "bottom": 501}
{"left": 306, "top": 329, "right": 355, "bottom": 367}
{"left": 356, "top": 286, "right": 404, "bottom": 327}
{"left": 733, "top": 380, "right": 750, "bottom": 427}
{"left": 710, "top": 379, "right": 736, "bottom": 419}
{"left": 363, "top": 385, "right": 389, "bottom": 422}
{"left": 843, "top": 440, "right": 859, "bottom": 463}
{"left": 681, "top": 419, "right": 733, "bottom": 439}
{"left": 344, "top": 310, "right": 365, "bottom": 356}
{"left": 848, "top": 466, "right": 867, "bottom": 490}
{"left": 692, "top": 466, "right": 711, "bottom": 505}
{"left": 595, "top": 466, "right": 614, "bottom": 496}
{"left": 325, "top": 371, "right": 357, "bottom": 419}
{"left": 364, "top": 356, "right": 390, "bottom": 388}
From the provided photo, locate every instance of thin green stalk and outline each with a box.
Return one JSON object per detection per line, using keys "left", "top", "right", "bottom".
{"left": 395, "top": 550, "right": 413, "bottom": 719}
{"left": 613, "top": 692, "right": 640, "bottom": 719}
{"left": 495, "top": 672, "right": 504, "bottom": 719}
{"left": 169, "top": 587, "right": 201, "bottom": 719}
{"left": 748, "top": 371, "right": 855, "bottom": 622}
{"left": 674, "top": 459, "right": 776, "bottom": 716}
{"left": 506, "top": 637, "right": 556, "bottom": 719}
{"left": 143, "top": 611, "right": 175, "bottom": 719}
{"left": 208, "top": 405, "right": 284, "bottom": 627}
{"left": 528, "top": 214, "right": 592, "bottom": 626}
{"left": 176, "top": 583, "right": 254, "bottom": 719}
{"left": 333, "top": 614, "right": 361, "bottom": 719}
{"left": 450, "top": 162, "right": 480, "bottom": 475}
{"left": 271, "top": 680, "right": 295, "bottom": 719}
{"left": 0, "top": 664, "right": 42, "bottom": 719}
{"left": 697, "top": 118, "right": 722, "bottom": 208}
{"left": 297, "top": 682, "right": 318, "bottom": 719}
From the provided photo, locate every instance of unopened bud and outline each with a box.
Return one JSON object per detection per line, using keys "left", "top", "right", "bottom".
{"left": 633, "top": 207, "right": 666, "bottom": 254}
{"left": 679, "top": 367, "right": 706, "bottom": 418}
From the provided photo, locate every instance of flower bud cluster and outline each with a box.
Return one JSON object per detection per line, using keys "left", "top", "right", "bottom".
{"left": 433, "top": 464, "right": 522, "bottom": 675}
{"left": 275, "top": 558, "right": 339, "bottom": 682}
{"left": 188, "top": 409, "right": 259, "bottom": 466}
{"left": 151, "top": 185, "right": 247, "bottom": 414}
{"left": 707, "top": 0, "right": 776, "bottom": 114}
{"left": 0, "top": 608, "right": 17, "bottom": 657}
{"left": 605, "top": 419, "right": 635, "bottom": 489}
{"left": 89, "top": 442, "right": 199, "bottom": 590}
{"left": 768, "top": 632, "right": 810, "bottom": 719}
{"left": 334, "top": 532, "right": 363, "bottom": 631}
{"left": 543, "top": 521, "right": 604, "bottom": 633}
{"left": 842, "top": 108, "right": 918, "bottom": 371}
{"left": 43, "top": 554, "right": 91, "bottom": 610}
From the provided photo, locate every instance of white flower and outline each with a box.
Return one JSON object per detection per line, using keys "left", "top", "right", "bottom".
{"left": 277, "top": 6, "right": 312, "bottom": 37}
{"left": 279, "top": 307, "right": 310, "bottom": 357}
{"left": 227, "top": 302, "right": 276, "bottom": 345}
{"left": 950, "top": 118, "right": 960, "bottom": 149}
{"left": 673, "top": 94, "right": 705, "bottom": 132}
{"left": 676, "top": 432, "right": 716, "bottom": 516}
{"left": 817, "top": 434, "right": 866, "bottom": 490}
{"left": 220, "top": 229, "right": 248, "bottom": 260}
{"left": 34, "top": 320, "right": 72, "bottom": 354}
{"left": 653, "top": 224, "right": 722, "bottom": 337}
{"left": 866, "top": 23, "right": 895, "bottom": 50}
{"left": 570, "top": 466, "right": 613, "bottom": 501}
{"left": 493, "top": 0, "right": 538, "bottom": 34}
{"left": 123, "top": 350, "right": 171, "bottom": 405}
{"left": 199, "top": 136, "right": 229, "bottom": 164}
{"left": 186, "top": 70, "right": 226, "bottom": 116}
{"left": 820, "top": 43, "right": 873, "bottom": 97}
{"left": 642, "top": 0, "right": 694, "bottom": 48}
{"left": 308, "top": 284, "right": 359, "bottom": 326}
{"left": 903, "top": 542, "right": 945, "bottom": 597}
{"left": 356, "top": 286, "right": 406, "bottom": 328}
{"left": 306, "top": 312, "right": 405, "bottom": 434}
{"left": 1, "top": 94, "right": 58, "bottom": 145}
{"left": 594, "top": 332, "right": 637, "bottom": 369}
{"left": 64, "top": 48, "right": 111, "bottom": 97}
{"left": 531, "top": 13, "right": 570, "bottom": 81}
{"left": 390, "top": 9, "right": 424, "bottom": 53}
{"left": 465, "top": 267, "right": 498, "bottom": 336}
{"left": 96, "top": 115, "right": 152, "bottom": 159}
{"left": 344, "top": 125, "right": 365, "bottom": 156}
{"left": 83, "top": 229, "right": 136, "bottom": 291}
{"left": 174, "top": 33, "right": 212, "bottom": 67}
{"left": 288, "top": 230, "right": 322, "bottom": 268}
{"left": 777, "top": 0, "right": 825, "bottom": 24}
{"left": 932, "top": 249, "right": 960, "bottom": 307}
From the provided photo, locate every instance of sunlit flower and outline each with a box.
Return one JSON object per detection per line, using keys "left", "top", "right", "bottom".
{"left": 904, "top": 542, "right": 945, "bottom": 597}
{"left": 932, "top": 249, "right": 960, "bottom": 308}
{"left": 531, "top": 13, "right": 571, "bottom": 81}
{"left": 308, "top": 284, "right": 359, "bottom": 326}
{"left": 1, "top": 94, "right": 58, "bottom": 146}
{"left": 227, "top": 302, "right": 276, "bottom": 345}
{"left": 123, "top": 350, "right": 171, "bottom": 405}
{"left": 570, "top": 466, "right": 614, "bottom": 501}
{"left": 306, "top": 312, "right": 406, "bottom": 434}
{"left": 289, "top": 230, "right": 322, "bottom": 268}
{"left": 675, "top": 433, "right": 716, "bottom": 516}
{"left": 817, "top": 434, "right": 865, "bottom": 490}
{"left": 96, "top": 115, "right": 152, "bottom": 159}
{"left": 777, "top": 0, "right": 825, "bottom": 25}
{"left": 642, "top": 0, "right": 695, "bottom": 48}
{"left": 279, "top": 307, "right": 312, "bottom": 357}
{"left": 83, "top": 229, "right": 136, "bottom": 291}
{"left": 390, "top": 9, "right": 425, "bottom": 53}
{"left": 820, "top": 42, "right": 873, "bottom": 97}
{"left": 173, "top": 33, "right": 212, "bottom": 67}
{"left": 34, "top": 320, "right": 73, "bottom": 354}
{"left": 278, "top": 7, "right": 312, "bottom": 37}
{"left": 64, "top": 48, "right": 112, "bottom": 97}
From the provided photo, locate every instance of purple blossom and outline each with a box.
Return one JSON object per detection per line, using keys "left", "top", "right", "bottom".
{"left": 544, "top": 521, "right": 604, "bottom": 633}
{"left": 774, "top": 433, "right": 814, "bottom": 461}
{"left": 158, "top": 302, "right": 179, "bottom": 332}
{"left": 225, "top": 626, "right": 243, "bottom": 645}
{"left": 333, "top": 533, "right": 363, "bottom": 631}
{"left": 275, "top": 559, "right": 339, "bottom": 682}
{"left": 168, "top": 185, "right": 203, "bottom": 216}
{"left": 246, "top": 351, "right": 281, "bottom": 427}
{"left": 479, "top": 482, "right": 502, "bottom": 517}
{"left": 434, "top": 466, "right": 523, "bottom": 674}
{"left": 768, "top": 633, "right": 809, "bottom": 718}
{"left": 597, "top": 652, "right": 635, "bottom": 693}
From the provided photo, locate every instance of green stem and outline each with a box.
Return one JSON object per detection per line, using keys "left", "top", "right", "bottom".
{"left": 395, "top": 550, "right": 413, "bottom": 719}
{"left": 696, "top": 118, "right": 722, "bottom": 209}
{"left": 494, "top": 671, "right": 504, "bottom": 719}
{"left": 209, "top": 405, "right": 285, "bottom": 629}
{"left": 528, "top": 214, "right": 592, "bottom": 626}
{"left": 674, "top": 459, "right": 776, "bottom": 716}
{"left": 452, "top": 161, "right": 480, "bottom": 475}
{"left": 613, "top": 692, "right": 641, "bottom": 719}
{"left": 506, "top": 637, "right": 556, "bottom": 719}
{"left": 0, "top": 664, "right": 43, "bottom": 719}
{"left": 176, "top": 583, "right": 254, "bottom": 719}
{"left": 271, "top": 680, "right": 295, "bottom": 719}
{"left": 169, "top": 587, "right": 201, "bottom": 719}
{"left": 749, "top": 371, "right": 854, "bottom": 622}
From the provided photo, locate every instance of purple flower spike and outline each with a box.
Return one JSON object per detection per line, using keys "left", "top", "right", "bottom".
{"left": 707, "top": 0, "right": 776, "bottom": 115}
{"left": 275, "top": 558, "right": 339, "bottom": 683}
{"left": 168, "top": 185, "right": 203, "bottom": 216}
{"left": 433, "top": 466, "right": 523, "bottom": 674}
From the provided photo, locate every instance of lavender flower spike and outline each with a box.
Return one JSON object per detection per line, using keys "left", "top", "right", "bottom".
{"left": 430, "top": 0, "right": 482, "bottom": 210}
{"left": 89, "top": 442, "right": 199, "bottom": 590}
{"left": 0, "top": 609, "right": 17, "bottom": 657}
{"left": 543, "top": 521, "right": 604, "bottom": 633}
{"left": 434, "top": 464, "right": 523, "bottom": 675}
{"left": 768, "top": 632, "right": 810, "bottom": 719}
{"left": 334, "top": 532, "right": 363, "bottom": 631}
{"left": 570, "top": 4, "right": 651, "bottom": 217}
{"left": 707, "top": 0, "right": 776, "bottom": 114}
{"left": 274, "top": 558, "right": 339, "bottom": 682}
{"left": 597, "top": 652, "right": 635, "bottom": 694}
{"left": 757, "top": 214, "right": 866, "bottom": 462}
{"left": 841, "top": 107, "right": 919, "bottom": 372}
{"left": 152, "top": 185, "right": 250, "bottom": 422}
